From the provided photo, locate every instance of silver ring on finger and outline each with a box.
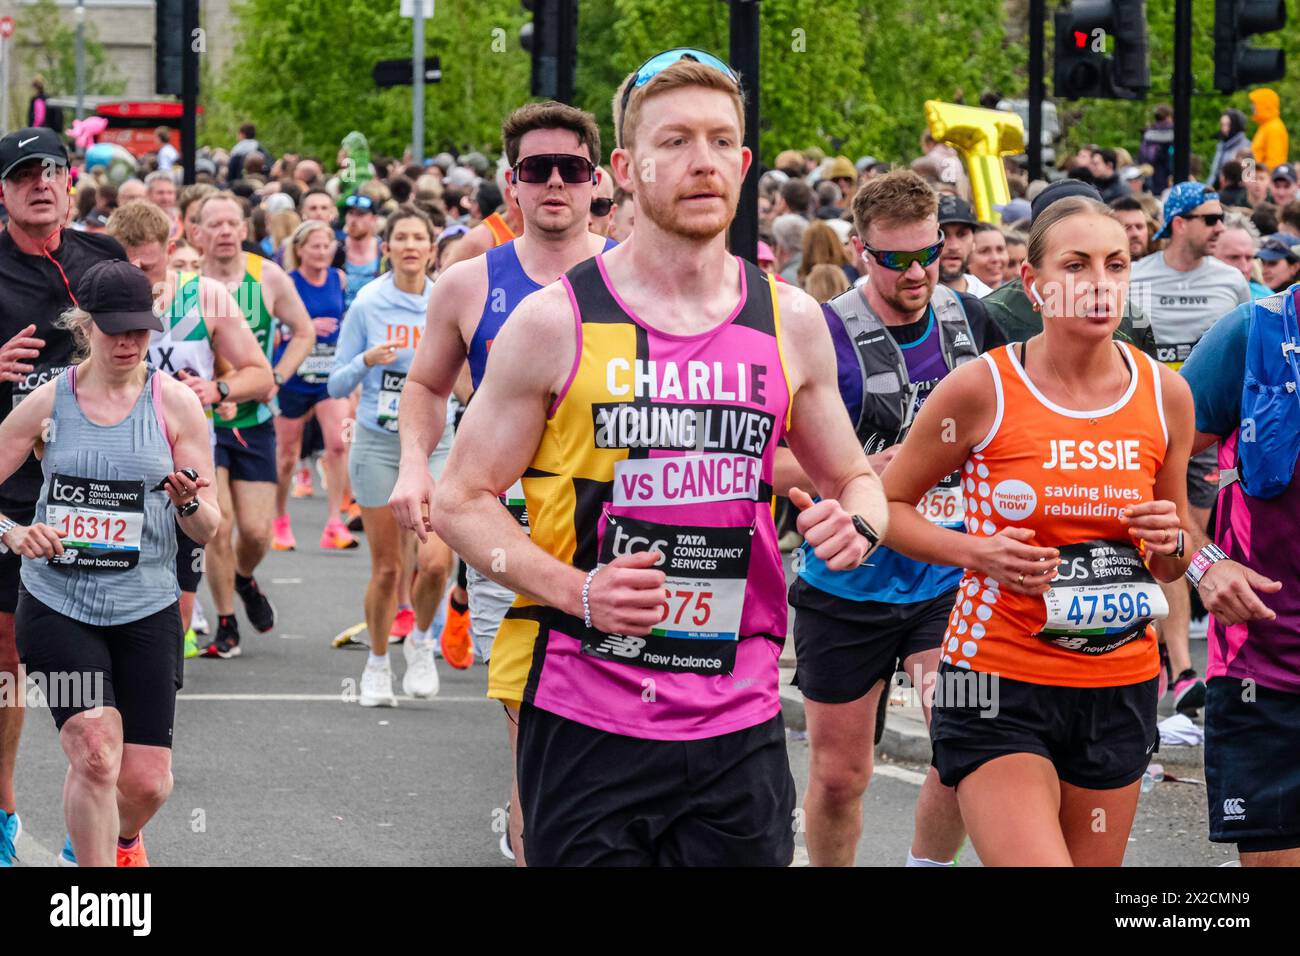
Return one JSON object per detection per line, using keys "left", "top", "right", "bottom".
{"left": 1018, "top": 573, "right": 1025, "bottom": 585}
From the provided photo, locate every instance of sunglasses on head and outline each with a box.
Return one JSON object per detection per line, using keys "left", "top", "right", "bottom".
{"left": 1180, "top": 213, "right": 1224, "bottom": 227}
{"left": 863, "top": 233, "right": 945, "bottom": 271}
{"left": 590, "top": 197, "right": 614, "bottom": 217}
{"left": 617, "top": 48, "right": 741, "bottom": 147}
{"left": 513, "top": 153, "right": 596, "bottom": 185}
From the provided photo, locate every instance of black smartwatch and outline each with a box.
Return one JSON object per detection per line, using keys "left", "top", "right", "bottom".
{"left": 177, "top": 498, "right": 201, "bottom": 517}
{"left": 851, "top": 514, "right": 882, "bottom": 564}
{"left": 216, "top": 380, "right": 231, "bottom": 401}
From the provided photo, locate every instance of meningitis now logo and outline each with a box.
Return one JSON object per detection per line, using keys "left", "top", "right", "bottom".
{"left": 991, "top": 479, "right": 1037, "bottom": 521}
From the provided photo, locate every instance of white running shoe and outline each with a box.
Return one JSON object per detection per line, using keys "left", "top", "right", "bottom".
{"left": 402, "top": 639, "right": 440, "bottom": 699}
{"left": 190, "top": 601, "right": 210, "bottom": 636}
{"left": 359, "top": 663, "right": 398, "bottom": 708}
{"left": 499, "top": 831, "right": 515, "bottom": 861}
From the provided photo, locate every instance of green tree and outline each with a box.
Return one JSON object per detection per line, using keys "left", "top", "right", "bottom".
{"left": 209, "top": 0, "right": 1300, "bottom": 176}
{"left": 1054, "top": 0, "right": 1300, "bottom": 175}
{"left": 19, "top": 0, "right": 126, "bottom": 103}
{"left": 210, "top": 0, "right": 530, "bottom": 159}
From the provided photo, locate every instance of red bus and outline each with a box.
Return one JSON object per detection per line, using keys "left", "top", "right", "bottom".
{"left": 51, "top": 98, "right": 202, "bottom": 158}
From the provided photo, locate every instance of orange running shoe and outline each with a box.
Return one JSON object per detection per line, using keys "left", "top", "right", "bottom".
{"left": 116, "top": 836, "right": 149, "bottom": 867}
{"left": 320, "top": 518, "right": 359, "bottom": 550}
{"left": 292, "top": 466, "right": 314, "bottom": 498}
{"left": 272, "top": 513, "right": 296, "bottom": 551}
{"left": 390, "top": 605, "right": 415, "bottom": 642}
{"left": 439, "top": 596, "right": 473, "bottom": 669}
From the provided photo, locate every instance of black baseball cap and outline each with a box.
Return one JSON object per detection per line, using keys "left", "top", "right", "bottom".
{"left": 75, "top": 261, "right": 164, "bottom": 334}
{"left": 937, "top": 194, "right": 979, "bottom": 227}
{"left": 0, "top": 127, "right": 68, "bottom": 181}
{"left": 1030, "top": 178, "right": 1103, "bottom": 223}
{"left": 1272, "top": 164, "right": 1297, "bottom": 185}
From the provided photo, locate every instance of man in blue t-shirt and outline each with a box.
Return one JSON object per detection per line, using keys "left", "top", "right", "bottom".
{"left": 775, "top": 171, "right": 1007, "bottom": 867}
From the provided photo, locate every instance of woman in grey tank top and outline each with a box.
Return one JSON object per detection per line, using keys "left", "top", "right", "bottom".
{"left": 0, "top": 262, "right": 219, "bottom": 867}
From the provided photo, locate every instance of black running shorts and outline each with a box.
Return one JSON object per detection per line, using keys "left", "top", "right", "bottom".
{"left": 516, "top": 704, "right": 796, "bottom": 866}
{"left": 789, "top": 578, "right": 955, "bottom": 704}
{"left": 1205, "top": 677, "right": 1300, "bottom": 853}
{"left": 175, "top": 522, "right": 204, "bottom": 594}
{"left": 15, "top": 588, "right": 184, "bottom": 747}
{"left": 0, "top": 505, "right": 35, "bottom": 615}
{"left": 929, "top": 663, "right": 1159, "bottom": 790}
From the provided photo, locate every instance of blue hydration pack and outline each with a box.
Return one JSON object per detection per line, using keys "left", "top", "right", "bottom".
{"left": 1236, "top": 285, "right": 1300, "bottom": 499}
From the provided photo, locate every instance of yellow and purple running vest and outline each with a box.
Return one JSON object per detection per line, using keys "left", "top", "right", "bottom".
{"left": 491, "top": 254, "right": 793, "bottom": 740}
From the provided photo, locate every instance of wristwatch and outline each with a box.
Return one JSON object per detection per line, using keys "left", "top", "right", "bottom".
{"left": 851, "top": 514, "right": 882, "bottom": 564}
{"left": 216, "top": 380, "right": 231, "bottom": 401}
{"left": 0, "top": 518, "right": 16, "bottom": 555}
{"left": 177, "top": 498, "right": 201, "bottom": 518}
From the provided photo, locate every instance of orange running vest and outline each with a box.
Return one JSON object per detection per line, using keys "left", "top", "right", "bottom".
{"left": 945, "top": 342, "right": 1168, "bottom": 687}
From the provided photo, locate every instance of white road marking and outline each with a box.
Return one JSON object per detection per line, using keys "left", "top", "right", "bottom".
{"left": 790, "top": 844, "right": 810, "bottom": 867}
{"left": 177, "top": 693, "right": 495, "bottom": 703}
{"left": 271, "top": 578, "right": 303, "bottom": 584}
{"left": 874, "top": 764, "right": 927, "bottom": 786}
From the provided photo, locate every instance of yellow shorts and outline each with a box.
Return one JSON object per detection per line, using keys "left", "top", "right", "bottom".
{"left": 487, "top": 612, "right": 540, "bottom": 710}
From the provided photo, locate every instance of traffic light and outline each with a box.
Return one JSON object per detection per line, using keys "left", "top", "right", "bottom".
{"left": 156, "top": 0, "right": 184, "bottom": 96}
{"left": 1214, "top": 0, "right": 1286, "bottom": 93}
{"left": 1054, "top": 0, "right": 1150, "bottom": 100}
{"left": 519, "top": 0, "right": 578, "bottom": 103}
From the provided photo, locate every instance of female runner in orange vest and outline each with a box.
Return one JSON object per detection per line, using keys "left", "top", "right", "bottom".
{"left": 883, "top": 196, "right": 1197, "bottom": 865}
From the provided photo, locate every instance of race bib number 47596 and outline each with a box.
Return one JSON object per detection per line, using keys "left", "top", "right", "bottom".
{"left": 44, "top": 474, "right": 145, "bottom": 571}
{"left": 1036, "top": 539, "right": 1168, "bottom": 654}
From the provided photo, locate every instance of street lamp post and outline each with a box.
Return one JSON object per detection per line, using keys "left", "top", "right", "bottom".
{"left": 74, "top": 0, "right": 85, "bottom": 120}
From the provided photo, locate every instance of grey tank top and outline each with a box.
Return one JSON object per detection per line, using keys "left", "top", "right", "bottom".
{"left": 22, "top": 367, "right": 179, "bottom": 626}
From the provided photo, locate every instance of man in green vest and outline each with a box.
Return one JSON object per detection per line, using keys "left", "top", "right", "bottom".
{"left": 198, "top": 192, "right": 314, "bottom": 658}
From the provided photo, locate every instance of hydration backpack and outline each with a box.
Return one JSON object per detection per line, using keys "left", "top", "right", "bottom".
{"left": 1234, "top": 285, "right": 1300, "bottom": 499}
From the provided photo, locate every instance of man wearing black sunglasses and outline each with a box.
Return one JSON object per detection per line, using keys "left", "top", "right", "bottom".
{"left": 1130, "top": 180, "right": 1251, "bottom": 717}
{"left": 390, "top": 101, "right": 615, "bottom": 864}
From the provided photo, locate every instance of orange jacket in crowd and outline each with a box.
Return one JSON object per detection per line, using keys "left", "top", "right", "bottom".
{"left": 1250, "top": 88, "right": 1289, "bottom": 168}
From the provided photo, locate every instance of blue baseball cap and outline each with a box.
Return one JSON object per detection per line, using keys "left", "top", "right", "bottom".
{"left": 1153, "top": 181, "right": 1218, "bottom": 240}
{"left": 1256, "top": 233, "right": 1300, "bottom": 263}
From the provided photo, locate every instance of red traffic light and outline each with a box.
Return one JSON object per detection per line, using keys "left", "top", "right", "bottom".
{"left": 1075, "top": 30, "right": 1089, "bottom": 47}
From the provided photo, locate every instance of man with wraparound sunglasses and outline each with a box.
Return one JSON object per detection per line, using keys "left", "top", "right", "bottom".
{"left": 1129, "top": 180, "right": 1251, "bottom": 717}
{"left": 777, "top": 169, "right": 1007, "bottom": 867}
{"left": 389, "top": 101, "right": 614, "bottom": 864}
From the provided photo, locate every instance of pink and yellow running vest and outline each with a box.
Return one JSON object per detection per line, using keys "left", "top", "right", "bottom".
{"left": 497, "top": 254, "right": 793, "bottom": 740}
